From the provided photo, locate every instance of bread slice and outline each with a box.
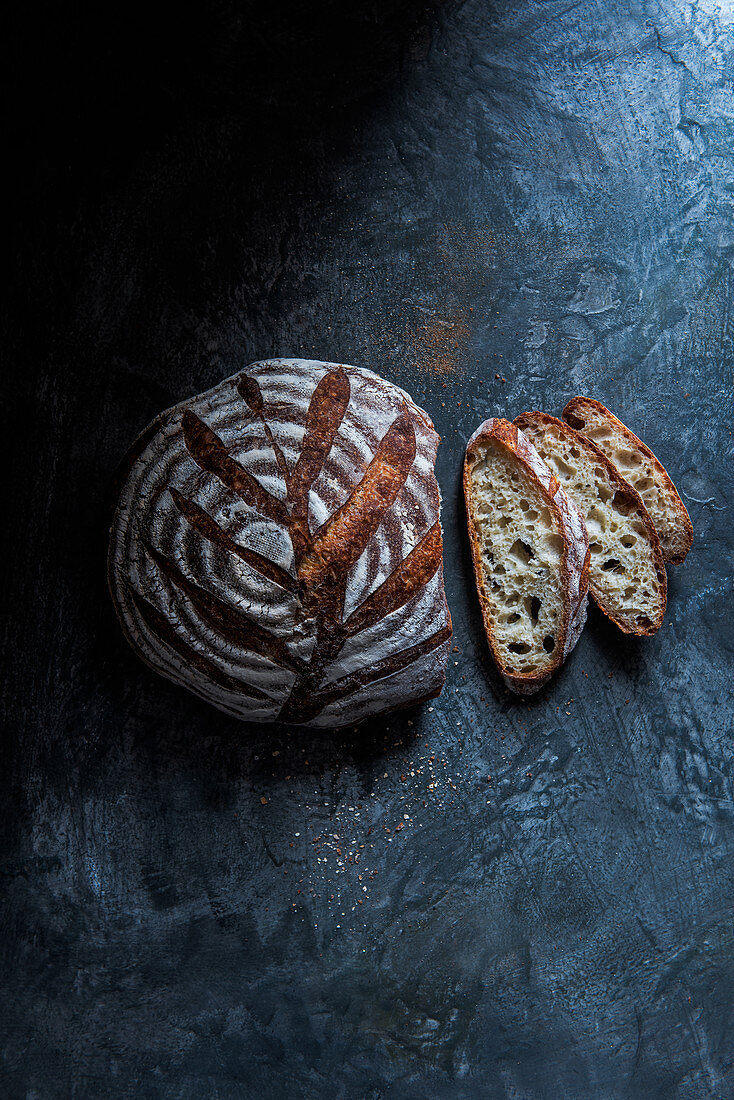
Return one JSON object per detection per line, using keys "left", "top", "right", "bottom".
{"left": 515, "top": 412, "right": 667, "bottom": 635}
{"left": 464, "top": 419, "right": 590, "bottom": 694}
{"left": 563, "top": 396, "right": 693, "bottom": 564}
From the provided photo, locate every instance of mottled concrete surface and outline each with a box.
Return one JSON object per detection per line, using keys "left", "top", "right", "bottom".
{"left": 4, "top": 0, "right": 734, "bottom": 1096}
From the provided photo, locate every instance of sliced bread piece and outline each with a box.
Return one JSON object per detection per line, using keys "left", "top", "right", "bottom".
{"left": 464, "top": 418, "right": 590, "bottom": 694}
{"left": 563, "top": 396, "right": 693, "bottom": 564}
{"left": 515, "top": 412, "right": 667, "bottom": 635}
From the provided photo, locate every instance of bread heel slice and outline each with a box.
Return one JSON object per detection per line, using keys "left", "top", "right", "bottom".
{"left": 464, "top": 418, "right": 590, "bottom": 695}
{"left": 563, "top": 396, "right": 693, "bottom": 564}
{"left": 515, "top": 412, "right": 667, "bottom": 636}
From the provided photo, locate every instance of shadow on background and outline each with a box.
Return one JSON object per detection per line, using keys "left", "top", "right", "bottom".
{"left": 7, "top": 0, "right": 445, "bottom": 328}
{"left": 3, "top": 0, "right": 448, "bottom": 812}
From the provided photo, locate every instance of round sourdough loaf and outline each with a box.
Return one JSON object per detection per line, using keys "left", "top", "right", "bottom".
{"left": 108, "top": 359, "right": 452, "bottom": 727}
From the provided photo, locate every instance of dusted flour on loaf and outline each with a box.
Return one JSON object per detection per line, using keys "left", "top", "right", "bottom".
{"left": 108, "top": 359, "right": 452, "bottom": 727}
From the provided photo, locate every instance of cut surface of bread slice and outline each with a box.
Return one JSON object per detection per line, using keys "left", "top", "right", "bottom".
{"left": 515, "top": 412, "right": 667, "bottom": 635}
{"left": 563, "top": 396, "right": 693, "bottom": 564}
{"left": 464, "top": 419, "right": 589, "bottom": 694}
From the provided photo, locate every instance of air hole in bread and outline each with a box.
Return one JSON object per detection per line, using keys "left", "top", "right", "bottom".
{"left": 617, "top": 449, "right": 644, "bottom": 469}
{"left": 602, "top": 558, "right": 624, "bottom": 573}
{"left": 621, "top": 535, "right": 636, "bottom": 548}
{"left": 589, "top": 541, "right": 603, "bottom": 554}
{"left": 528, "top": 595, "right": 542, "bottom": 622}
{"left": 507, "top": 612, "right": 521, "bottom": 624}
{"left": 508, "top": 642, "right": 532, "bottom": 654}
{"left": 510, "top": 539, "right": 535, "bottom": 564}
{"left": 519, "top": 498, "right": 529, "bottom": 510}
{"left": 612, "top": 491, "right": 634, "bottom": 516}
{"left": 598, "top": 484, "right": 613, "bottom": 504}
{"left": 543, "top": 635, "right": 555, "bottom": 652}
{"left": 588, "top": 506, "right": 606, "bottom": 532}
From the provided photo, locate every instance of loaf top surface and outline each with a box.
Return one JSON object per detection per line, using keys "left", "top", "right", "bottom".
{"left": 108, "top": 359, "right": 452, "bottom": 727}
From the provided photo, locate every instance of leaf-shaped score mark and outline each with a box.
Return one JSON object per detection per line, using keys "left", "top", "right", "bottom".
{"left": 343, "top": 522, "right": 443, "bottom": 637}
{"left": 235, "top": 374, "right": 291, "bottom": 491}
{"left": 287, "top": 367, "right": 351, "bottom": 562}
{"left": 327, "top": 622, "right": 452, "bottom": 700}
{"left": 144, "top": 541, "right": 305, "bottom": 674}
{"left": 236, "top": 374, "right": 264, "bottom": 413}
{"left": 129, "top": 587, "right": 272, "bottom": 700}
{"left": 283, "top": 623, "right": 452, "bottom": 722}
{"left": 134, "top": 374, "right": 448, "bottom": 724}
{"left": 169, "top": 488, "right": 297, "bottom": 594}
{"left": 182, "top": 410, "right": 289, "bottom": 526}
{"left": 297, "top": 410, "right": 417, "bottom": 617}
{"left": 289, "top": 367, "right": 351, "bottom": 513}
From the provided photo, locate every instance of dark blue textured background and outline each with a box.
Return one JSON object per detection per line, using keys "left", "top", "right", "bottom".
{"left": 4, "top": 0, "right": 734, "bottom": 1096}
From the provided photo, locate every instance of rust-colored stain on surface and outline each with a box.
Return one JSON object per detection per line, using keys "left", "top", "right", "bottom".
{"left": 408, "top": 224, "right": 506, "bottom": 375}
{"left": 411, "top": 312, "right": 470, "bottom": 375}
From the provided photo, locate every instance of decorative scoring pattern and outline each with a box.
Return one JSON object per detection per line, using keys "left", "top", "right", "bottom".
{"left": 108, "top": 359, "right": 452, "bottom": 727}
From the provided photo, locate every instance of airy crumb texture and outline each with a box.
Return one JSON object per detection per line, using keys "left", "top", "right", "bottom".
{"left": 516, "top": 412, "right": 666, "bottom": 635}
{"left": 563, "top": 396, "right": 693, "bottom": 564}
{"left": 469, "top": 442, "right": 564, "bottom": 671}
{"left": 464, "top": 419, "right": 589, "bottom": 693}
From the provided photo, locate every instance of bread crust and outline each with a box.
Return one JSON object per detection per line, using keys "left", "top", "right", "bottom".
{"left": 515, "top": 411, "right": 667, "bottom": 635}
{"left": 563, "top": 396, "right": 693, "bottom": 564}
{"left": 108, "top": 359, "right": 452, "bottom": 728}
{"left": 464, "top": 418, "right": 590, "bottom": 695}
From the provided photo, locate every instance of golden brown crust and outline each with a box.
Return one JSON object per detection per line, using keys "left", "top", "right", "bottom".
{"left": 563, "top": 396, "right": 693, "bottom": 564}
{"left": 182, "top": 409, "right": 290, "bottom": 525}
{"left": 297, "top": 409, "right": 417, "bottom": 621}
{"left": 110, "top": 360, "right": 452, "bottom": 728}
{"left": 343, "top": 522, "right": 443, "bottom": 637}
{"left": 515, "top": 411, "right": 667, "bottom": 636}
{"left": 168, "top": 487, "right": 298, "bottom": 593}
{"left": 464, "top": 418, "right": 589, "bottom": 694}
{"left": 143, "top": 540, "right": 308, "bottom": 673}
